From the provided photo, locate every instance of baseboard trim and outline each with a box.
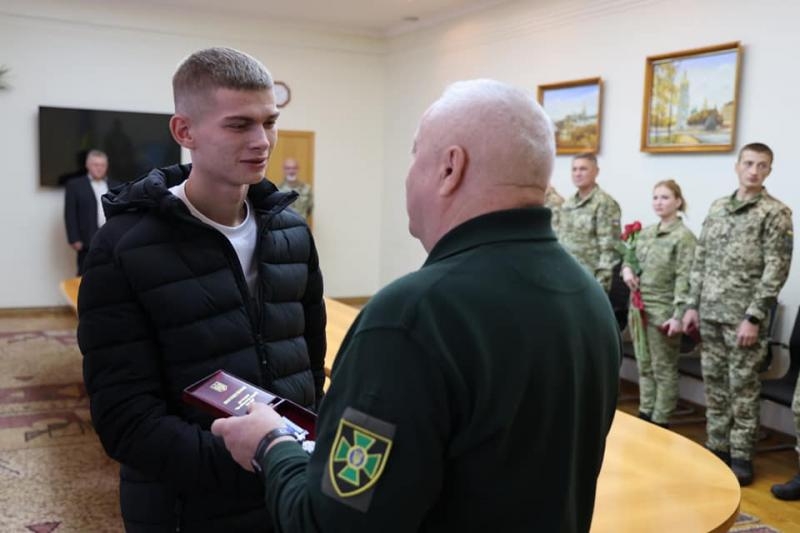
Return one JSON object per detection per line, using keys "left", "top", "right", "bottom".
{"left": 331, "top": 296, "right": 371, "bottom": 308}
{"left": 0, "top": 306, "right": 74, "bottom": 318}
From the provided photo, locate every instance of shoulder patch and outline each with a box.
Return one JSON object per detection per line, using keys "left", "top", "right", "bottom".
{"left": 321, "top": 407, "right": 396, "bottom": 512}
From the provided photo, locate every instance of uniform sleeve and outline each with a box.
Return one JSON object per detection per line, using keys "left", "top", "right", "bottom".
{"left": 671, "top": 230, "right": 697, "bottom": 319}
{"left": 260, "top": 327, "right": 451, "bottom": 532}
{"left": 79, "top": 231, "right": 259, "bottom": 494}
{"left": 302, "top": 228, "right": 327, "bottom": 406}
{"left": 550, "top": 205, "right": 560, "bottom": 234}
{"left": 687, "top": 217, "right": 710, "bottom": 310}
{"left": 745, "top": 207, "right": 794, "bottom": 321}
{"left": 595, "top": 197, "right": 622, "bottom": 291}
{"left": 64, "top": 181, "right": 81, "bottom": 244}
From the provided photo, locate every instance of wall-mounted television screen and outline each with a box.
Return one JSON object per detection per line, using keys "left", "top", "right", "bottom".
{"left": 39, "top": 106, "right": 180, "bottom": 187}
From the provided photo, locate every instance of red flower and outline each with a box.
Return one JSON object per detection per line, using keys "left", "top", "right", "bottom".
{"left": 620, "top": 221, "right": 643, "bottom": 242}
{"left": 631, "top": 289, "right": 645, "bottom": 311}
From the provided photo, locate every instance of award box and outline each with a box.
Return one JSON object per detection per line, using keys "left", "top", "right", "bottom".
{"left": 183, "top": 370, "right": 316, "bottom": 439}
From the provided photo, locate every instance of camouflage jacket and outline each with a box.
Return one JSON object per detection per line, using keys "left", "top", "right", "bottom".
{"left": 559, "top": 186, "right": 622, "bottom": 291}
{"left": 688, "top": 189, "right": 794, "bottom": 324}
{"left": 279, "top": 181, "right": 313, "bottom": 220}
{"left": 624, "top": 219, "right": 697, "bottom": 323}
{"left": 544, "top": 186, "right": 565, "bottom": 233}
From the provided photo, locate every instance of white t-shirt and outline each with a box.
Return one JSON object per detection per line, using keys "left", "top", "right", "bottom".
{"left": 169, "top": 182, "right": 259, "bottom": 294}
{"left": 89, "top": 176, "right": 109, "bottom": 228}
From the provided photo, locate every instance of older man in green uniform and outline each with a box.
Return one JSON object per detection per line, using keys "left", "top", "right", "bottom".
{"left": 683, "top": 142, "right": 794, "bottom": 486}
{"left": 559, "top": 153, "right": 621, "bottom": 292}
{"left": 212, "top": 79, "right": 621, "bottom": 532}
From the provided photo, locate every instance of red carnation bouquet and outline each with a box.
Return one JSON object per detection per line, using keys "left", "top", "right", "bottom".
{"left": 619, "top": 221, "right": 647, "bottom": 354}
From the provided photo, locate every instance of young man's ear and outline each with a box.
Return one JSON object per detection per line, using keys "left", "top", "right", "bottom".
{"left": 439, "top": 145, "right": 466, "bottom": 196}
{"left": 169, "top": 114, "right": 195, "bottom": 149}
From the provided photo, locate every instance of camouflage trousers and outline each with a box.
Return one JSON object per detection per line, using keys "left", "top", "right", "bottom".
{"left": 792, "top": 374, "right": 800, "bottom": 457}
{"left": 632, "top": 316, "right": 681, "bottom": 424}
{"left": 700, "top": 320, "right": 768, "bottom": 460}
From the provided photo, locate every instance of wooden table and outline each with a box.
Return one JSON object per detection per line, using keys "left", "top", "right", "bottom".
{"left": 592, "top": 410, "right": 740, "bottom": 532}
{"left": 60, "top": 282, "right": 739, "bottom": 530}
{"left": 60, "top": 276, "right": 81, "bottom": 313}
{"left": 322, "top": 297, "right": 360, "bottom": 382}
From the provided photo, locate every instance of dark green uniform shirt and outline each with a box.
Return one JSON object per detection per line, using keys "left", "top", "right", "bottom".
{"left": 259, "top": 208, "right": 621, "bottom": 532}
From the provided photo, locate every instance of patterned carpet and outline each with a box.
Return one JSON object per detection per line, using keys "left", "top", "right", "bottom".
{"left": 0, "top": 319, "right": 121, "bottom": 532}
{"left": 732, "top": 512, "right": 782, "bottom": 532}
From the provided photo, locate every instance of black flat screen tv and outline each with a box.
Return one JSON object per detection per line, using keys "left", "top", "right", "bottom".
{"left": 39, "top": 106, "right": 180, "bottom": 187}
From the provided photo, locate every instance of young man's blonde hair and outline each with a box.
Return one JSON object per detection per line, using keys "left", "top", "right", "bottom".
{"left": 172, "top": 47, "right": 273, "bottom": 115}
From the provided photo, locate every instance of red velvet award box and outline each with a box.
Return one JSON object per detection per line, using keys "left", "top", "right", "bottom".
{"left": 183, "top": 370, "right": 316, "bottom": 439}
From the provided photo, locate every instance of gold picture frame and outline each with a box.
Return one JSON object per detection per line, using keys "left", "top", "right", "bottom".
{"left": 537, "top": 77, "right": 602, "bottom": 155}
{"left": 641, "top": 41, "right": 742, "bottom": 153}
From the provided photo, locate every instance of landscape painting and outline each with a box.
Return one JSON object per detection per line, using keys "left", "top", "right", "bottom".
{"left": 538, "top": 77, "right": 602, "bottom": 155}
{"left": 641, "top": 42, "right": 742, "bottom": 153}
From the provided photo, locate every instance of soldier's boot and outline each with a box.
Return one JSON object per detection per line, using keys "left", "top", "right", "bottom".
{"left": 707, "top": 447, "right": 730, "bottom": 466}
{"left": 730, "top": 458, "right": 754, "bottom": 486}
{"left": 638, "top": 411, "right": 651, "bottom": 422}
{"left": 771, "top": 473, "right": 800, "bottom": 500}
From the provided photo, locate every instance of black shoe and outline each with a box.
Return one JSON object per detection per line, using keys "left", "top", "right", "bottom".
{"left": 771, "top": 474, "right": 800, "bottom": 500}
{"left": 707, "top": 447, "right": 731, "bottom": 466}
{"left": 654, "top": 421, "right": 669, "bottom": 429}
{"left": 638, "top": 411, "right": 651, "bottom": 422}
{"left": 731, "top": 458, "right": 753, "bottom": 486}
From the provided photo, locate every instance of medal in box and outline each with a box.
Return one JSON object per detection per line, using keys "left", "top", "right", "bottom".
{"left": 183, "top": 370, "right": 316, "bottom": 440}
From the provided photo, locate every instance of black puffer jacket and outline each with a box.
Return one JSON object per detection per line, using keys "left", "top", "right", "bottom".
{"left": 78, "top": 164, "right": 326, "bottom": 531}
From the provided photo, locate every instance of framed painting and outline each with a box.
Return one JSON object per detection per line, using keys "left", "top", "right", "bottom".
{"left": 641, "top": 41, "right": 742, "bottom": 153}
{"left": 537, "top": 77, "right": 602, "bottom": 155}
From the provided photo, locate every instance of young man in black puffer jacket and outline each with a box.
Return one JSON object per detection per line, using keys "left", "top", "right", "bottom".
{"left": 78, "top": 47, "right": 326, "bottom": 532}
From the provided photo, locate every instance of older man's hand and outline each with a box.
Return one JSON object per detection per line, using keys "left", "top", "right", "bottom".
{"left": 211, "top": 402, "right": 285, "bottom": 471}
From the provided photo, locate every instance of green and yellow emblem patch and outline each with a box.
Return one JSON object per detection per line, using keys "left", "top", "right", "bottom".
{"left": 322, "top": 407, "right": 395, "bottom": 511}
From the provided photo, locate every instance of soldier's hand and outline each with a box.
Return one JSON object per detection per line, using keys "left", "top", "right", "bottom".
{"left": 70, "top": 241, "right": 84, "bottom": 251}
{"left": 211, "top": 402, "right": 285, "bottom": 472}
{"left": 682, "top": 309, "right": 699, "bottom": 333}
{"left": 661, "top": 318, "right": 682, "bottom": 337}
{"left": 736, "top": 320, "right": 759, "bottom": 347}
{"left": 621, "top": 266, "right": 639, "bottom": 291}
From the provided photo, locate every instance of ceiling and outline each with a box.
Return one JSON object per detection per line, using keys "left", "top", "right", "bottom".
{"left": 137, "top": 0, "right": 512, "bottom": 37}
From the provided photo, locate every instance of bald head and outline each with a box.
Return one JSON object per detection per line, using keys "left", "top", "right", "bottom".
{"left": 422, "top": 79, "right": 555, "bottom": 192}
{"left": 406, "top": 79, "right": 555, "bottom": 251}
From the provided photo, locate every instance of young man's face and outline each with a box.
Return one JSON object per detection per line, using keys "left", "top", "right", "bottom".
{"left": 735, "top": 149, "right": 772, "bottom": 195}
{"left": 571, "top": 157, "right": 598, "bottom": 190}
{"left": 187, "top": 87, "right": 279, "bottom": 187}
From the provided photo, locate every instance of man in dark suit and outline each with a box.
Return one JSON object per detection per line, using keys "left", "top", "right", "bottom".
{"left": 64, "top": 149, "right": 113, "bottom": 274}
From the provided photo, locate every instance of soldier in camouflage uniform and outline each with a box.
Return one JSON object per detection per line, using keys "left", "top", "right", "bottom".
{"left": 544, "top": 185, "right": 564, "bottom": 233}
{"left": 622, "top": 180, "right": 696, "bottom": 426}
{"left": 683, "top": 143, "right": 794, "bottom": 486}
{"left": 278, "top": 157, "right": 314, "bottom": 221}
{"left": 559, "top": 153, "right": 621, "bottom": 292}
{"left": 772, "top": 375, "right": 800, "bottom": 499}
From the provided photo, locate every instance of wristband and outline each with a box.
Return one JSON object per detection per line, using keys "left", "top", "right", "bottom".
{"left": 745, "top": 314, "right": 760, "bottom": 325}
{"left": 251, "top": 426, "right": 297, "bottom": 475}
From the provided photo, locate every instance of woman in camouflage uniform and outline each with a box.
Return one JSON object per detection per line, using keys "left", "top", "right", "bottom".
{"left": 621, "top": 180, "right": 697, "bottom": 427}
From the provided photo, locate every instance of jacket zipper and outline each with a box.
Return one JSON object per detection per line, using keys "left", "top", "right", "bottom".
{"left": 172, "top": 193, "right": 296, "bottom": 388}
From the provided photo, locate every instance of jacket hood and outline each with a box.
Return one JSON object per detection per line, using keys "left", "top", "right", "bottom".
{"left": 103, "top": 164, "right": 297, "bottom": 219}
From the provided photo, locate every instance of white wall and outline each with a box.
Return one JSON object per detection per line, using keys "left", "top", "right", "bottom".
{"left": 0, "top": 0, "right": 385, "bottom": 307}
{"left": 381, "top": 0, "right": 800, "bottom": 350}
